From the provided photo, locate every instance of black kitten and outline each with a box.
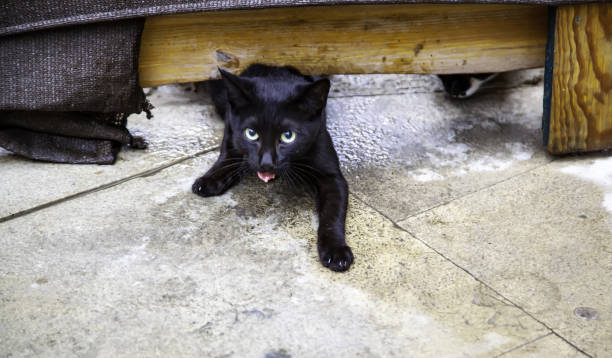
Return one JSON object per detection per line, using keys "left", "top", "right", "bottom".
{"left": 192, "top": 64, "right": 353, "bottom": 272}
{"left": 438, "top": 73, "right": 498, "bottom": 99}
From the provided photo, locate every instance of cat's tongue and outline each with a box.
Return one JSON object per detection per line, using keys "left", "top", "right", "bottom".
{"left": 257, "top": 172, "right": 276, "bottom": 183}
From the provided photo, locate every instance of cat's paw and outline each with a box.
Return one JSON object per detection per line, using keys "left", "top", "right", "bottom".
{"left": 319, "top": 245, "right": 354, "bottom": 272}
{"left": 192, "top": 175, "right": 227, "bottom": 197}
{"left": 129, "top": 135, "right": 148, "bottom": 149}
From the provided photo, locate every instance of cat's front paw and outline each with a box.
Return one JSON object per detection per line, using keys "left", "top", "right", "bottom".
{"left": 192, "top": 175, "right": 227, "bottom": 197}
{"left": 319, "top": 245, "right": 354, "bottom": 272}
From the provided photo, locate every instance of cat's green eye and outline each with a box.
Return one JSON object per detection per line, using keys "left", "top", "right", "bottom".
{"left": 244, "top": 128, "right": 259, "bottom": 141}
{"left": 280, "top": 131, "right": 296, "bottom": 143}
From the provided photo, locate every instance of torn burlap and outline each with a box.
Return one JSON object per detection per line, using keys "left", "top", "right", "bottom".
{"left": 0, "top": 129, "right": 121, "bottom": 164}
{"left": 0, "top": 112, "right": 145, "bottom": 164}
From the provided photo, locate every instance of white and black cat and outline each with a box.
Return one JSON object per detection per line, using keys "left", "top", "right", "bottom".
{"left": 438, "top": 73, "right": 498, "bottom": 99}
{"left": 192, "top": 64, "right": 353, "bottom": 272}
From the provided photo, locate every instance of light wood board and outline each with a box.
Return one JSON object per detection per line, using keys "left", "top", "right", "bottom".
{"left": 139, "top": 4, "right": 547, "bottom": 87}
{"left": 547, "top": 3, "right": 612, "bottom": 154}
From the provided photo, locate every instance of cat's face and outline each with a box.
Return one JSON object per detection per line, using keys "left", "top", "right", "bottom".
{"left": 220, "top": 69, "right": 330, "bottom": 181}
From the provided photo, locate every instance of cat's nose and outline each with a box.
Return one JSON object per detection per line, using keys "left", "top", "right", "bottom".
{"left": 259, "top": 151, "right": 275, "bottom": 172}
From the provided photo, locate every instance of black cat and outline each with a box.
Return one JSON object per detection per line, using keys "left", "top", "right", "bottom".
{"left": 192, "top": 64, "right": 353, "bottom": 272}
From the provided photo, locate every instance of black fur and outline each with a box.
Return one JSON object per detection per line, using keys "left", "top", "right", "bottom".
{"left": 192, "top": 64, "right": 353, "bottom": 272}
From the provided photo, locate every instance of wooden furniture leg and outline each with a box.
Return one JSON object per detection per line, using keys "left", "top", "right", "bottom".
{"left": 544, "top": 3, "right": 612, "bottom": 154}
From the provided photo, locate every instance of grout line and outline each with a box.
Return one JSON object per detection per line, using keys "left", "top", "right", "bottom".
{"left": 0, "top": 146, "right": 220, "bottom": 224}
{"left": 394, "top": 157, "right": 557, "bottom": 223}
{"left": 350, "top": 189, "right": 593, "bottom": 358}
{"left": 491, "top": 333, "right": 552, "bottom": 358}
{"left": 493, "top": 332, "right": 590, "bottom": 358}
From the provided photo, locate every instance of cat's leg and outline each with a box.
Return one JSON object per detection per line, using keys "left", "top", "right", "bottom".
{"left": 316, "top": 174, "right": 354, "bottom": 272}
{"left": 192, "top": 129, "right": 246, "bottom": 197}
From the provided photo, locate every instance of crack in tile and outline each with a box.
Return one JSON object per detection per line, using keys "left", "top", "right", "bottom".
{"left": 0, "top": 146, "right": 220, "bottom": 224}
{"left": 394, "top": 158, "right": 557, "bottom": 223}
{"left": 350, "top": 183, "right": 594, "bottom": 358}
{"left": 491, "top": 332, "right": 553, "bottom": 358}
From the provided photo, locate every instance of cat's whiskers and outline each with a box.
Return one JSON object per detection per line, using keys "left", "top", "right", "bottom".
{"left": 206, "top": 159, "right": 248, "bottom": 177}
{"left": 224, "top": 165, "right": 249, "bottom": 186}
{"left": 289, "top": 169, "right": 305, "bottom": 189}
{"left": 280, "top": 168, "right": 298, "bottom": 191}
{"left": 291, "top": 161, "right": 321, "bottom": 171}
{"left": 291, "top": 162, "right": 324, "bottom": 177}
{"left": 276, "top": 165, "right": 299, "bottom": 192}
{"left": 290, "top": 165, "right": 320, "bottom": 188}
{"left": 286, "top": 165, "right": 317, "bottom": 195}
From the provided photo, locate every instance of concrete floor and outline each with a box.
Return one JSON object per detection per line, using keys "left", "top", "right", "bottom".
{"left": 1, "top": 70, "right": 610, "bottom": 357}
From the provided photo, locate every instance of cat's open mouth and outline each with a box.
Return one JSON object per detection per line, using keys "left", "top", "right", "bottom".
{"left": 257, "top": 172, "right": 276, "bottom": 183}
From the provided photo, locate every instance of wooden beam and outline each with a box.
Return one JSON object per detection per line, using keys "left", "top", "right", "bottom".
{"left": 546, "top": 3, "right": 612, "bottom": 154}
{"left": 139, "top": 4, "right": 547, "bottom": 87}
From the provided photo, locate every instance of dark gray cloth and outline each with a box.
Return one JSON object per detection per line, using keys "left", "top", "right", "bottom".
{"left": 0, "top": 128, "right": 120, "bottom": 164}
{"left": 0, "top": 0, "right": 604, "bottom": 37}
{"left": 0, "top": 112, "right": 134, "bottom": 143}
{"left": 0, "top": 19, "right": 148, "bottom": 163}
{"left": 0, "top": 112, "right": 140, "bottom": 164}
{"left": 0, "top": 19, "right": 145, "bottom": 113}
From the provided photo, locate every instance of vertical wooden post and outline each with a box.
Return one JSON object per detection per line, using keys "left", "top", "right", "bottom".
{"left": 544, "top": 3, "right": 612, "bottom": 154}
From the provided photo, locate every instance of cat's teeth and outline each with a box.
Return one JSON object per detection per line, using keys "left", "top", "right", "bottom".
{"left": 257, "top": 172, "right": 276, "bottom": 183}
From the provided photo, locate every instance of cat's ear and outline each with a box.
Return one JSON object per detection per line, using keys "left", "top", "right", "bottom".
{"left": 219, "top": 68, "right": 253, "bottom": 109}
{"left": 296, "top": 78, "right": 331, "bottom": 116}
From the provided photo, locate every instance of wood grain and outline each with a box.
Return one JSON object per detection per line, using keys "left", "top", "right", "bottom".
{"left": 138, "top": 4, "right": 547, "bottom": 87}
{"left": 548, "top": 3, "right": 612, "bottom": 154}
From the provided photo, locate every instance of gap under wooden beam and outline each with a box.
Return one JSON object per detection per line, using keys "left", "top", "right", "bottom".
{"left": 139, "top": 4, "right": 547, "bottom": 87}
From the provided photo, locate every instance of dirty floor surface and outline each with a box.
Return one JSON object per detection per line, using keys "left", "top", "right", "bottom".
{"left": 1, "top": 71, "right": 610, "bottom": 357}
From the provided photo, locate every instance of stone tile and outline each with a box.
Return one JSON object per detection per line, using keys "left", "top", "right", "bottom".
{"left": 0, "top": 153, "right": 548, "bottom": 357}
{"left": 502, "top": 334, "right": 585, "bottom": 358}
{"left": 400, "top": 155, "right": 612, "bottom": 357}
{"left": 0, "top": 85, "right": 224, "bottom": 219}
{"left": 327, "top": 82, "right": 551, "bottom": 222}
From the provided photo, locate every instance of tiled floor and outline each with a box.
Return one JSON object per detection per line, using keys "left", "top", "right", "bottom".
{"left": 1, "top": 70, "right": 609, "bottom": 357}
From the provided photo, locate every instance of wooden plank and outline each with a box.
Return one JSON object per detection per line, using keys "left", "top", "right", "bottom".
{"left": 547, "top": 3, "right": 612, "bottom": 154}
{"left": 138, "top": 4, "right": 547, "bottom": 87}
